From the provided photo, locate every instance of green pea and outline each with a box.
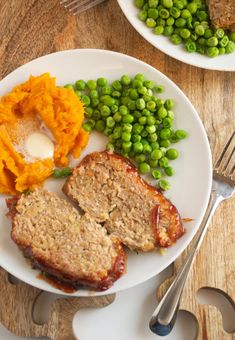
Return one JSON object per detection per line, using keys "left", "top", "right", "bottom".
{"left": 146, "top": 18, "right": 157, "bottom": 27}
{"left": 146, "top": 100, "right": 156, "bottom": 111}
{"left": 229, "top": 32, "right": 235, "bottom": 42}
{"left": 87, "top": 119, "right": 96, "bottom": 128}
{"left": 101, "top": 86, "right": 112, "bottom": 95}
{"left": 132, "top": 134, "right": 142, "bottom": 143}
{"left": 95, "top": 120, "right": 105, "bottom": 132}
{"left": 175, "top": 129, "right": 188, "bottom": 139}
{"left": 133, "top": 142, "right": 144, "bottom": 153}
{"left": 214, "top": 28, "right": 224, "bottom": 39}
{"left": 147, "top": 116, "right": 156, "bottom": 125}
{"left": 187, "top": 2, "right": 197, "bottom": 14}
{"left": 225, "top": 41, "right": 235, "bottom": 54}
{"left": 106, "top": 117, "right": 115, "bottom": 128}
{"left": 219, "top": 47, "right": 225, "bottom": 55}
{"left": 113, "top": 112, "right": 122, "bottom": 122}
{"left": 82, "top": 122, "right": 93, "bottom": 133}
{"left": 166, "top": 148, "right": 179, "bottom": 159}
{"left": 85, "top": 107, "right": 93, "bottom": 118}
{"left": 149, "top": 159, "right": 158, "bottom": 168}
{"left": 170, "top": 6, "right": 181, "bottom": 18}
{"left": 164, "top": 99, "right": 174, "bottom": 110}
{"left": 100, "top": 105, "right": 111, "bottom": 117}
{"left": 148, "top": 8, "right": 159, "bottom": 19}
{"left": 97, "top": 78, "right": 108, "bottom": 87}
{"left": 159, "top": 156, "right": 169, "bottom": 168}
{"left": 128, "top": 100, "right": 136, "bottom": 111}
{"left": 146, "top": 125, "right": 156, "bottom": 134}
{"left": 121, "top": 75, "right": 132, "bottom": 86}
{"left": 197, "top": 10, "right": 208, "bottom": 21}
{"left": 142, "top": 109, "right": 151, "bottom": 116}
{"left": 162, "top": 0, "right": 173, "bottom": 8}
{"left": 181, "top": 9, "right": 191, "bottom": 19}
{"left": 111, "top": 80, "right": 121, "bottom": 92}
{"left": 150, "top": 149, "right": 163, "bottom": 160}
{"left": 170, "top": 33, "right": 182, "bottom": 44}
{"left": 175, "top": 18, "right": 186, "bottom": 28}
{"left": 75, "top": 80, "right": 86, "bottom": 90}
{"left": 207, "top": 37, "right": 218, "bottom": 47}
{"left": 195, "top": 25, "right": 205, "bottom": 36}
{"left": 139, "top": 116, "right": 147, "bottom": 125}
{"left": 122, "top": 141, "right": 132, "bottom": 152}
{"left": 81, "top": 95, "right": 91, "bottom": 107}
{"left": 158, "top": 179, "right": 170, "bottom": 190}
{"left": 121, "top": 132, "right": 131, "bottom": 142}
{"left": 136, "top": 98, "right": 146, "bottom": 110}
{"left": 148, "top": 0, "right": 159, "bottom": 8}
{"left": 106, "top": 142, "right": 115, "bottom": 151}
{"left": 132, "top": 123, "right": 144, "bottom": 134}
{"left": 166, "top": 17, "right": 175, "bottom": 25}
{"left": 139, "top": 9, "right": 148, "bottom": 21}
{"left": 180, "top": 28, "right": 191, "bottom": 39}
{"left": 139, "top": 162, "right": 150, "bottom": 174}
{"left": 148, "top": 133, "right": 158, "bottom": 142}
{"left": 53, "top": 167, "right": 72, "bottom": 178}
{"left": 135, "top": 0, "right": 145, "bottom": 8}
{"left": 113, "top": 126, "right": 122, "bottom": 139}
{"left": 135, "top": 154, "right": 146, "bottom": 163}
{"left": 122, "top": 123, "right": 133, "bottom": 133}
{"left": 156, "top": 18, "right": 166, "bottom": 26}
{"left": 87, "top": 80, "right": 97, "bottom": 90}
{"left": 104, "top": 127, "right": 113, "bottom": 136}
{"left": 219, "top": 35, "right": 229, "bottom": 47}
{"left": 152, "top": 169, "right": 162, "bottom": 179}
{"left": 157, "top": 106, "right": 168, "bottom": 119}
{"left": 160, "top": 139, "right": 171, "bottom": 147}
{"left": 123, "top": 114, "right": 134, "bottom": 123}
{"left": 185, "top": 41, "right": 196, "bottom": 52}
{"left": 143, "top": 143, "right": 152, "bottom": 154}
{"left": 92, "top": 109, "right": 101, "bottom": 120}
{"left": 111, "top": 104, "right": 119, "bottom": 114}
{"left": 164, "top": 25, "right": 174, "bottom": 36}
{"left": 165, "top": 166, "right": 174, "bottom": 176}
{"left": 133, "top": 79, "right": 143, "bottom": 89}
{"left": 150, "top": 141, "right": 159, "bottom": 150}
{"left": 119, "top": 105, "right": 129, "bottom": 115}
{"left": 159, "top": 9, "right": 170, "bottom": 19}
{"left": 138, "top": 86, "right": 148, "bottom": 95}
{"left": 159, "top": 128, "right": 171, "bottom": 140}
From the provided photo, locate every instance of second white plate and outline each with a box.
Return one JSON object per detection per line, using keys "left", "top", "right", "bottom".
{"left": 117, "top": 0, "right": 235, "bottom": 71}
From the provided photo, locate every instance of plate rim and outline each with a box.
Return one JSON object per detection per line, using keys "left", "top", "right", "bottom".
{"left": 0, "top": 48, "right": 213, "bottom": 296}
{"left": 116, "top": 0, "right": 235, "bottom": 72}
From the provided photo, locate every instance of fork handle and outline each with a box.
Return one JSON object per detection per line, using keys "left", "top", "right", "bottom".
{"left": 149, "top": 190, "right": 222, "bottom": 336}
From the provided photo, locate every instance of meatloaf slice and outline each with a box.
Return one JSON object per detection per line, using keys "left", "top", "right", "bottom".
{"left": 6, "top": 189, "right": 126, "bottom": 291}
{"left": 63, "top": 151, "right": 184, "bottom": 250}
{"left": 207, "top": 0, "right": 235, "bottom": 30}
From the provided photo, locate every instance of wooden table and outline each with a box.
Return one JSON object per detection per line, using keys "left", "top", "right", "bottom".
{"left": 0, "top": 1, "right": 234, "bottom": 339}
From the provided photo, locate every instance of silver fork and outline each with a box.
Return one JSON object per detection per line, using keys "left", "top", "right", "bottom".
{"left": 60, "top": 0, "right": 106, "bottom": 15}
{"left": 149, "top": 130, "right": 235, "bottom": 336}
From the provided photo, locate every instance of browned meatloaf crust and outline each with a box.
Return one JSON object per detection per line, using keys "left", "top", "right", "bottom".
{"left": 63, "top": 151, "right": 184, "bottom": 250}
{"left": 6, "top": 189, "right": 126, "bottom": 291}
{"left": 207, "top": 0, "right": 235, "bottom": 30}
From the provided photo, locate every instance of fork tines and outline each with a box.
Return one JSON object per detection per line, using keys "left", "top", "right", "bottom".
{"left": 60, "top": 0, "right": 105, "bottom": 15}
{"left": 214, "top": 130, "right": 235, "bottom": 179}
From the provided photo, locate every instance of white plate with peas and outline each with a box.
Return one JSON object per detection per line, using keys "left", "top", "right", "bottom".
{"left": 117, "top": 0, "right": 235, "bottom": 71}
{"left": 0, "top": 49, "right": 212, "bottom": 296}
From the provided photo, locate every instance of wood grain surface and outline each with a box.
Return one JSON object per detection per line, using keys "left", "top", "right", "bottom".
{"left": 0, "top": 0, "right": 234, "bottom": 339}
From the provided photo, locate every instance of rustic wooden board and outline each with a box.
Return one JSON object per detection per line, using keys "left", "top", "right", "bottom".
{"left": 0, "top": 0, "right": 235, "bottom": 339}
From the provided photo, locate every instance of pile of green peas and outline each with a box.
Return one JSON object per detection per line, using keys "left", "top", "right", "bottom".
{"left": 65, "top": 74, "right": 187, "bottom": 190}
{"left": 135, "top": 0, "right": 235, "bottom": 57}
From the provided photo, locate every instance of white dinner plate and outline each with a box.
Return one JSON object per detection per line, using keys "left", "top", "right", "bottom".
{"left": 117, "top": 0, "right": 235, "bottom": 71}
{"left": 0, "top": 49, "right": 212, "bottom": 296}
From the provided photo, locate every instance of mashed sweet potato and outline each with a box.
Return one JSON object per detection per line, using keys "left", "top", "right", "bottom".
{"left": 0, "top": 73, "right": 88, "bottom": 194}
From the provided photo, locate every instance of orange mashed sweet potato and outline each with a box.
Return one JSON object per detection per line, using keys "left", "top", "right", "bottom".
{"left": 0, "top": 73, "right": 88, "bottom": 194}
